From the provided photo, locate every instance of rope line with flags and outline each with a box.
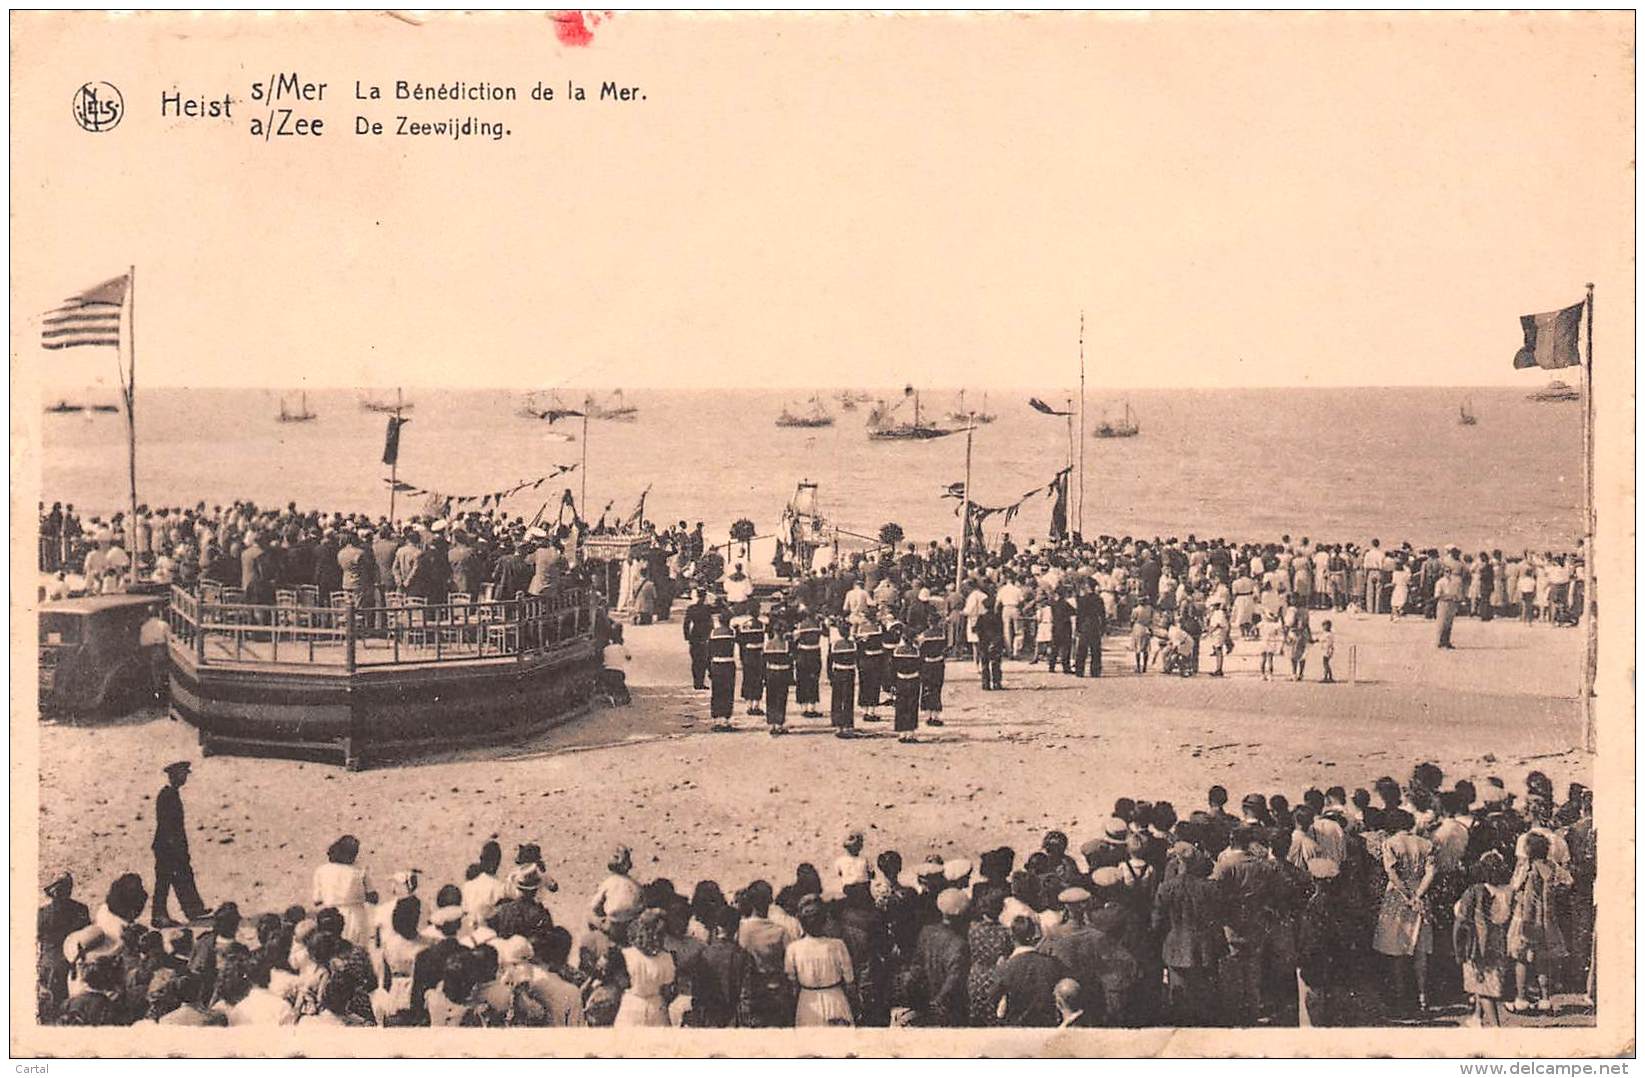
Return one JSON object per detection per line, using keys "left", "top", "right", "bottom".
{"left": 381, "top": 463, "right": 579, "bottom": 511}
{"left": 945, "top": 464, "right": 1073, "bottom": 537}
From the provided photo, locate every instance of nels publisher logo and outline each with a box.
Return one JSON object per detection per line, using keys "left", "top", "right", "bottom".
{"left": 72, "top": 81, "right": 123, "bottom": 132}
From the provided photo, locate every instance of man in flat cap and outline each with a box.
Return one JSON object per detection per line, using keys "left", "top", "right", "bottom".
{"left": 913, "top": 889, "right": 972, "bottom": 1026}
{"left": 152, "top": 761, "right": 210, "bottom": 927}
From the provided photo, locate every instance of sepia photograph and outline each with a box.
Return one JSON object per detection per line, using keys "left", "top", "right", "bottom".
{"left": 8, "top": 9, "right": 1635, "bottom": 1061}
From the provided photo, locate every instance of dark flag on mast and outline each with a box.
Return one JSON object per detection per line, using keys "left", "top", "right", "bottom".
{"left": 382, "top": 415, "right": 410, "bottom": 466}
{"left": 1049, "top": 470, "right": 1070, "bottom": 541}
{"left": 1513, "top": 300, "right": 1585, "bottom": 370}
{"left": 1028, "top": 397, "right": 1071, "bottom": 417}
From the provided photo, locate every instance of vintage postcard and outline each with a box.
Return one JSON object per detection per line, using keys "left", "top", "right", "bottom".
{"left": 9, "top": 9, "right": 1635, "bottom": 1060}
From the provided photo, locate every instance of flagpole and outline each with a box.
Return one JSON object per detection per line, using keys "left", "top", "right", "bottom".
{"left": 581, "top": 410, "right": 590, "bottom": 522}
{"left": 1582, "top": 282, "right": 1596, "bottom": 752}
{"left": 1078, "top": 310, "right": 1086, "bottom": 541}
{"left": 388, "top": 387, "right": 402, "bottom": 524}
{"left": 1064, "top": 395, "right": 1074, "bottom": 538}
{"left": 956, "top": 421, "right": 973, "bottom": 593}
{"left": 124, "top": 264, "right": 138, "bottom": 579}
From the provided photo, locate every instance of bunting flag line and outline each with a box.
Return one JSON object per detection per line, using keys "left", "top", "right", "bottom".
{"left": 381, "top": 464, "right": 579, "bottom": 510}
{"left": 1028, "top": 397, "right": 1071, "bottom": 417}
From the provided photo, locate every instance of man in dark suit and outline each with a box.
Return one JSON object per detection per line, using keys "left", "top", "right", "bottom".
{"left": 1073, "top": 583, "right": 1106, "bottom": 678}
{"left": 682, "top": 589, "right": 715, "bottom": 690}
{"left": 152, "top": 762, "right": 210, "bottom": 927}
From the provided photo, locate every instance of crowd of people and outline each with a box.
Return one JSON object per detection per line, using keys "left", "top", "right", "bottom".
{"left": 38, "top": 760, "right": 1594, "bottom": 1030}
{"left": 656, "top": 530, "right": 1587, "bottom": 739}
{"left": 33, "top": 499, "right": 676, "bottom": 606}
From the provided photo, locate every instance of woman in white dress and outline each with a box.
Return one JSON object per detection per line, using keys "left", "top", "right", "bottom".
{"left": 784, "top": 898, "right": 856, "bottom": 1026}
{"left": 1372, "top": 809, "right": 1436, "bottom": 1012}
{"left": 1389, "top": 557, "right": 1412, "bottom": 621}
{"left": 614, "top": 909, "right": 675, "bottom": 1026}
{"left": 311, "top": 834, "right": 375, "bottom": 948}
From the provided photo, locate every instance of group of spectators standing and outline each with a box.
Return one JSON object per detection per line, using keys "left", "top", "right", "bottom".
{"left": 39, "top": 762, "right": 1594, "bottom": 1030}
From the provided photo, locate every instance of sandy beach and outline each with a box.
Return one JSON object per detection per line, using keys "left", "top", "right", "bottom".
{"left": 39, "top": 611, "right": 1588, "bottom": 953}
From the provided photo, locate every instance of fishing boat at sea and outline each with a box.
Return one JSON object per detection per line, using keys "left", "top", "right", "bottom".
{"left": 1458, "top": 399, "right": 1478, "bottom": 426}
{"left": 277, "top": 392, "right": 316, "bottom": 423}
{"left": 776, "top": 395, "right": 835, "bottom": 428}
{"left": 584, "top": 389, "right": 638, "bottom": 421}
{"left": 867, "top": 386, "right": 953, "bottom": 441}
{"left": 89, "top": 403, "right": 120, "bottom": 414}
{"left": 361, "top": 394, "right": 414, "bottom": 414}
{"left": 45, "top": 401, "right": 86, "bottom": 414}
{"left": 1527, "top": 378, "right": 1580, "bottom": 403}
{"left": 1094, "top": 401, "right": 1140, "bottom": 439}
{"left": 946, "top": 390, "right": 995, "bottom": 425}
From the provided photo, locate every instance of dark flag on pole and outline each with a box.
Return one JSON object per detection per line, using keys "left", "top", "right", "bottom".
{"left": 1513, "top": 300, "right": 1585, "bottom": 370}
{"left": 1049, "top": 470, "right": 1070, "bottom": 541}
{"left": 382, "top": 416, "right": 410, "bottom": 466}
{"left": 1028, "top": 397, "right": 1071, "bottom": 417}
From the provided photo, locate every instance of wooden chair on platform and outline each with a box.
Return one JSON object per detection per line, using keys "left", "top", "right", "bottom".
{"left": 402, "top": 596, "right": 429, "bottom": 649}
{"left": 442, "top": 593, "right": 475, "bottom": 651}
{"left": 274, "top": 589, "right": 300, "bottom": 640}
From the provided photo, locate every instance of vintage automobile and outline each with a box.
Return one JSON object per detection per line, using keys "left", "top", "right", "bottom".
{"left": 39, "top": 592, "right": 166, "bottom": 717}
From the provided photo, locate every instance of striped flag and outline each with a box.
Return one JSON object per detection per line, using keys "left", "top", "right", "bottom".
{"left": 41, "top": 274, "right": 128, "bottom": 350}
{"left": 1512, "top": 299, "right": 1585, "bottom": 370}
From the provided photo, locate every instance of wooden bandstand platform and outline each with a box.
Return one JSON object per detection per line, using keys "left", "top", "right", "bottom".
{"left": 164, "top": 584, "right": 599, "bottom": 769}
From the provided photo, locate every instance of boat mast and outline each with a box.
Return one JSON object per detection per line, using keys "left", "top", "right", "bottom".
{"left": 1582, "top": 283, "right": 1596, "bottom": 753}
{"left": 956, "top": 418, "right": 973, "bottom": 592}
{"left": 1078, "top": 311, "right": 1086, "bottom": 539}
{"left": 124, "top": 264, "right": 138, "bottom": 576}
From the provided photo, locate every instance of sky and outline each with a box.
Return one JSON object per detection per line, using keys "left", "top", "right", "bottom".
{"left": 11, "top": 11, "right": 1635, "bottom": 391}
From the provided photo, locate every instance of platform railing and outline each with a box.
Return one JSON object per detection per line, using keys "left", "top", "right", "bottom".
{"left": 167, "top": 584, "right": 592, "bottom": 669}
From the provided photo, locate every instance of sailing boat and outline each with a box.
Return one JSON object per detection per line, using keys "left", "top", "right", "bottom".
{"left": 776, "top": 395, "right": 835, "bottom": 428}
{"left": 277, "top": 391, "right": 316, "bottom": 423}
{"left": 947, "top": 390, "right": 995, "bottom": 425}
{"left": 1527, "top": 378, "right": 1580, "bottom": 403}
{"left": 867, "top": 385, "right": 951, "bottom": 440}
{"left": 585, "top": 389, "right": 638, "bottom": 421}
{"left": 44, "top": 400, "right": 85, "bottom": 414}
{"left": 1458, "top": 398, "right": 1478, "bottom": 426}
{"left": 835, "top": 389, "right": 874, "bottom": 411}
{"left": 1094, "top": 400, "right": 1140, "bottom": 438}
